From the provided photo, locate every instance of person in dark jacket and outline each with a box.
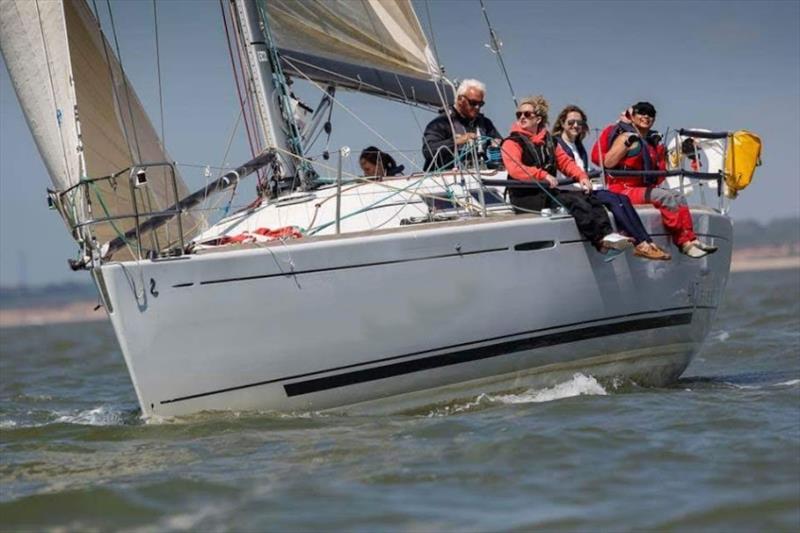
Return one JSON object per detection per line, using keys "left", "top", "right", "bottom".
{"left": 422, "top": 79, "right": 502, "bottom": 171}
{"left": 552, "top": 104, "right": 670, "bottom": 261}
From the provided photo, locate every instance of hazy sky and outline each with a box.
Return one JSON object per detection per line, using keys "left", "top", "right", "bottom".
{"left": 1, "top": 0, "right": 799, "bottom": 286}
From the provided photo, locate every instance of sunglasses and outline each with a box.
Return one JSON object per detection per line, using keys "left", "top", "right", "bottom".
{"left": 634, "top": 111, "right": 655, "bottom": 119}
{"left": 516, "top": 110, "right": 537, "bottom": 119}
{"left": 566, "top": 119, "right": 585, "bottom": 127}
{"left": 460, "top": 96, "right": 485, "bottom": 108}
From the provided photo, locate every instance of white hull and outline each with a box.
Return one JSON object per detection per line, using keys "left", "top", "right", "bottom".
{"left": 96, "top": 207, "right": 731, "bottom": 417}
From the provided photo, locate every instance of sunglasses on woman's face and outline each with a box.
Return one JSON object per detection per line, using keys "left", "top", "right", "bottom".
{"left": 566, "top": 119, "right": 585, "bottom": 127}
{"left": 634, "top": 111, "right": 655, "bottom": 119}
{"left": 516, "top": 110, "right": 536, "bottom": 119}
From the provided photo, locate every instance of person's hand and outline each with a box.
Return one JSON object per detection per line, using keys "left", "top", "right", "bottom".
{"left": 618, "top": 132, "right": 638, "bottom": 148}
{"left": 579, "top": 177, "right": 593, "bottom": 193}
{"left": 544, "top": 176, "right": 558, "bottom": 188}
{"left": 455, "top": 132, "right": 478, "bottom": 145}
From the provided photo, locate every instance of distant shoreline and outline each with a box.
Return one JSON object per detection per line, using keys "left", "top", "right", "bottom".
{"left": 0, "top": 301, "right": 107, "bottom": 329}
{"left": 730, "top": 255, "right": 800, "bottom": 273}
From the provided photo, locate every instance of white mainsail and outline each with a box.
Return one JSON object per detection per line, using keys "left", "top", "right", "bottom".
{"left": 264, "top": 0, "right": 450, "bottom": 107}
{"left": 1, "top": 0, "right": 203, "bottom": 260}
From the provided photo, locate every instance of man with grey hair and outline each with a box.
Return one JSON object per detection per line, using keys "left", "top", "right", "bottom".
{"left": 422, "top": 78, "right": 502, "bottom": 170}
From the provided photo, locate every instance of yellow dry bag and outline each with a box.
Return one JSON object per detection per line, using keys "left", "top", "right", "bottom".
{"left": 724, "top": 130, "right": 761, "bottom": 198}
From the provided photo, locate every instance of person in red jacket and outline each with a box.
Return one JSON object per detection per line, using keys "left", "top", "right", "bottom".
{"left": 501, "top": 95, "right": 633, "bottom": 254}
{"left": 591, "top": 102, "right": 717, "bottom": 258}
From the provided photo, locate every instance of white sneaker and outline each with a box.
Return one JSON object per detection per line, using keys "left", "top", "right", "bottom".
{"left": 681, "top": 242, "right": 708, "bottom": 258}
{"left": 601, "top": 232, "right": 634, "bottom": 251}
{"left": 693, "top": 240, "right": 718, "bottom": 254}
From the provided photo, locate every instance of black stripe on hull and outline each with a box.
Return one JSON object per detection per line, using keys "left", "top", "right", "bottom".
{"left": 282, "top": 312, "right": 693, "bottom": 397}
{"left": 159, "top": 308, "right": 707, "bottom": 405}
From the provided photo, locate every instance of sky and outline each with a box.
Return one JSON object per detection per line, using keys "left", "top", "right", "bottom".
{"left": 1, "top": 0, "right": 798, "bottom": 286}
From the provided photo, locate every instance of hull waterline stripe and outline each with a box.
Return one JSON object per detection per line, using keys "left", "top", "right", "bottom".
{"left": 159, "top": 307, "right": 711, "bottom": 405}
{"left": 282, "top": 313, "right": 692, "bottom": 396}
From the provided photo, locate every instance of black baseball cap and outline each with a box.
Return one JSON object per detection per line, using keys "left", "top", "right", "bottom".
{"left": 632, "top": 101, "right": 657, "bottom": 117}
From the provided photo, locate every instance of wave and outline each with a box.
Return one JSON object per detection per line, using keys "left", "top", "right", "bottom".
{"left": 54, "top": 405, "right": 128, "bottom": 426}
{"left": 428, "top": 373, "right": 608, "bottom": 416}
{"left": 490, "top": 373, "right": 608, "bottom": 404}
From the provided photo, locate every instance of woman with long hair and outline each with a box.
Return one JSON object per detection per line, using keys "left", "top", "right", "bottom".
{"left": 552, "top": 105, "right": 670, "bottom": 260}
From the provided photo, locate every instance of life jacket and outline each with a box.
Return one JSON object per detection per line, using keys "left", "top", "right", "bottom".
{"left": 603, "top": 122, "right": 664, "bottom": 185}
{"left": 505, "top": 131, "right": 557, "bottom": 178}
{"left": 555, "top": 137, "right": 589, "bottom": 172}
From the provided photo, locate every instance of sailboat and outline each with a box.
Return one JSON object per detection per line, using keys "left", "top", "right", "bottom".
{"left": 0, "top": 0, "right": 758, "bottom": 417}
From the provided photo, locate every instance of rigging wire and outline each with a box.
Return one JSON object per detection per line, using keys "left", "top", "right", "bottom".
{"left": 152, "top": 0, "right": 166, "bottom": 148}
{"left": 33, "top": 0, "right": 74, "bottom": 188}
{"left": 105, "top": 0, "right": 143, "bottom": 163}
{"left": 91, "top": 0, "right": 133, "bottom": 163}
{"left": 152, "top": 0, "right": 171, "bottom": 246}
{"left": 220, "top": 0, "right": 258, "bottom": 159}
{"left": 422, "top": 0, "right": 460, "bottom": 189}
{"left": 217, "top": 104, "right": 247, "bottom": 216}
{"left": 281, "top": 56, "right": 422, "bottom": 173}
{"left": 478, "top": 0, "right": 518, "bottom": 107}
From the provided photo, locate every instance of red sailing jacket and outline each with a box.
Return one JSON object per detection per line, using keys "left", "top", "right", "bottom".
{"left": 591, "top": 123, "right": 667, "bottom": 188}
{"left": 502, "top": 123, "right": 588, "bottom": 182}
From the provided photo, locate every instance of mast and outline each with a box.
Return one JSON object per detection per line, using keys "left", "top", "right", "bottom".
{"left": 231, "top": 0, "right": 316, "bottom": 191}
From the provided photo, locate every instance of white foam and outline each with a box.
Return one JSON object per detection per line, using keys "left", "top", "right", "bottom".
{"left": 0, "top": 419, "right": 18, "bottom": 429}
{"left": 714, "top": 331, "right": 730, "bottom": 342}
{"left": 728, "top": 378, "right": 800, "bottom": 390}
{"left": 491, "top": 373, "right": 608, "bottom": 404}
{"left": 55, "top": 406, "right": 124, "bottom": 426}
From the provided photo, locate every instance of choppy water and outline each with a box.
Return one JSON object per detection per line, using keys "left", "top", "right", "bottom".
{"left": 1, "top": 270, "right": 799, "bottom": 531}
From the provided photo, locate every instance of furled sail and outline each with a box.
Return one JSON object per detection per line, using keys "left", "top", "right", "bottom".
{"left": 1, "top": 0, "right": 204, "bottom": 261}
{"left": 263, "top": 0, "right": 451, "bottom": 107}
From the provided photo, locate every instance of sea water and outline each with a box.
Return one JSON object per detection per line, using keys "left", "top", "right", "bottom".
{"left": 1, "top": 269, "right": 798, "bottom": 531}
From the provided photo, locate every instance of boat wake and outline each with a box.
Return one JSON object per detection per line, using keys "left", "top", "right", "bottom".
{"left": 426, "top": 373, "right": 609, "bottom": 416}
{"left": 0, "top": 404, "right": 140, "bottom": 429}
{"left": 492, "top": 373, "right": 608, "bottom": 404}
{"left": 54, "top": 405, "right": 129, "bottom": 426}
{"left": 677, "top": 371, "right": 800, "bottom": 391}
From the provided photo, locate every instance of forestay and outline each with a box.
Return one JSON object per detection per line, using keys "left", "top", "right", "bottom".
{"left": 0, "top": 0, "right": 204, "bottom": 261}
{"left": 264, "top": 0, "right": 450, "bottom": 107}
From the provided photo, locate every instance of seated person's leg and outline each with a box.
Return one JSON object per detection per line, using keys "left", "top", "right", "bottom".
{"left": 645, "top": 188, "right": 696, "bottom": 246}
{"left": 509, "top": 190, "right": 547, "bottom": 214}
{"left": 557, "top": 191, "right": 615, "bottom": 250}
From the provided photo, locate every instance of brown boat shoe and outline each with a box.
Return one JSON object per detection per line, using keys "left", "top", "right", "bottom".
{"left": 634, "top": 241, "right": 671, "bottom": 261}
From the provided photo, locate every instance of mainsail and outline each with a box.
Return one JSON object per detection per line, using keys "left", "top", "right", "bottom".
{"left": 0, "top": 0, "right": 204, "bottom": 261}
{"left": 263, "top": 0, "right": 451, "bottom": 107}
